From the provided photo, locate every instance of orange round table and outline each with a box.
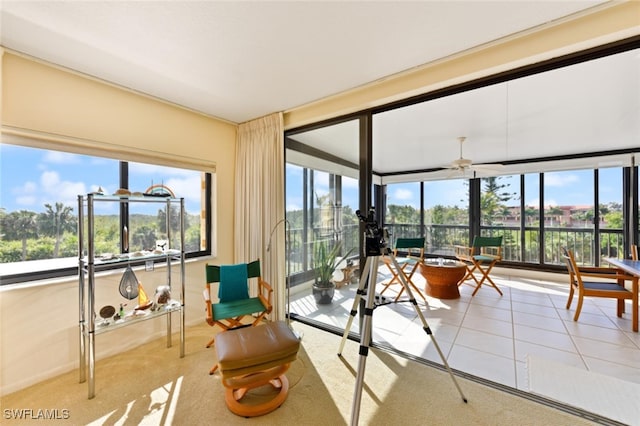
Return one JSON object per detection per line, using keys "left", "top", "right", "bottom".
{"left": 419, "top": 260, "right": 467, "bottom": 299}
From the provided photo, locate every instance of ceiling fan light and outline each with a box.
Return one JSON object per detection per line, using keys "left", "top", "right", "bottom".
{"left": 453, "top": 158, "right": 473, "bottom": 168}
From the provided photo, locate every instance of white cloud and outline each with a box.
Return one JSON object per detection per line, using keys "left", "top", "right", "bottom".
{"left": 544, "top": 172, "right": 579, "bottom": 187}
{"left": 40, "top": 171, "right": 61, "bottom": 188}
{"left": 526, "top": 198, "right": 540, "bottom": 207}
{"left": 39, "top": 171, "right": 86, "bottom": 208}
{"left": 342, "top": 177, "right": 359, "bottom": 188}
{"left": 314, "top": 173, "right": 330, "bottom": 189}
{"left": 165, "top": 175, "right": 202, "bottom": 205}
{"left": 43, "top": 151, "right": 82, "bottom": 165}
{"left": 12, "top": 180, "right": 37, "bottom": 195}
{"left": 12, "top": 181, "right": 38, "bottom": 207}
{"left": 15, "top": 195, "right": 37, "bottom": 207}
{"left": 286, "top": 202, "right": 301, "bottom": 211}
{"left": 393, "top": 188, "right": 414, "bottom": 201}
{"left": 526, "top": 198, "right": 558, "bottom": 207}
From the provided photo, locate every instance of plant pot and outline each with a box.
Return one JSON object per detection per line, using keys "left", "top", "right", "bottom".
{"left": 312, "top": 282, "right": 335, "bottom": 305}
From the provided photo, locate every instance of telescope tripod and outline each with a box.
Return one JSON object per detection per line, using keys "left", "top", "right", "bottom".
{"left": 338, "top": 249, "right": 468, "bottom": 425}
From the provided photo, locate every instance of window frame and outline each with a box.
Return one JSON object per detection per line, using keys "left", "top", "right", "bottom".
{"left": 0, "top": 144, "right": 213, "bottom": 286}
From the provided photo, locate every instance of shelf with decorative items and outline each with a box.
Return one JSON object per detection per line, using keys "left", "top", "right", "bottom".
{"left": 77, "top": 192, "right": 185, "bottom": 399}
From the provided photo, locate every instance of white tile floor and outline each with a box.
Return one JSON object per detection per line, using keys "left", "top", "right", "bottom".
{"left": 290, "top": 265, "right": 640, "bottom": 423}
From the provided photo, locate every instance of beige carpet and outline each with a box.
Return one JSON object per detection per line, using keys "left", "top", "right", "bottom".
{"left": 1, "top": 321, "right": 602, "bottom": 425}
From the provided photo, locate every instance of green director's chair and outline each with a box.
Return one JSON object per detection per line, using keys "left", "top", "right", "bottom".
{"left": 455, "top": 236, "right": 503, "bottom": 296}
{"left": 380, "top": 237, "right": 427, "bottom": 302}
{"left": 203, "top": 260, "right": 273, "bottom": 374}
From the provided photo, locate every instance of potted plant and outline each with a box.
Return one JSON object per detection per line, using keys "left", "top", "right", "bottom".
{"left": 312, "top": 241, "right": 354, "bottom": 304}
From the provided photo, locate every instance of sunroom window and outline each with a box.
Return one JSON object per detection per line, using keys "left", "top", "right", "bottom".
{"left": 0, "top": 143, "right": 212, "bottom": 284}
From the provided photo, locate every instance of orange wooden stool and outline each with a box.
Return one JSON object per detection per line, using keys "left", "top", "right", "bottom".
{"left": 214, "top": 321, "right": 300, "bottom": 417}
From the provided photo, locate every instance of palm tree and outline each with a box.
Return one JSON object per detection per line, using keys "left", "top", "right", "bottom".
{"left": 157, "top": 206, "right": 185, "bottom": 246}
{"left": 38, "top": 203, "right": 77, "bottom": 258}
{"left": 3, "top": 210, "right": 38, "bottom": 260}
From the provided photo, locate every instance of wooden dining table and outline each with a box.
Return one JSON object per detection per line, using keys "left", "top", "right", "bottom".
{"left": 602, "top": 257, "right": 639, "bottom": 332}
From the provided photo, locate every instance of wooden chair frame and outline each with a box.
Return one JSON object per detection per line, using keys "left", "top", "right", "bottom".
{"left": 562, "top": 247, "right": 633, "bottom": 322}
{"left": 380, "top": 237, "right": 426, "bottom": 302}
{"left": 454, "top": 236, "right": 503, "bottom": 296}
{"left": 204, "top": 260, "right": 273, "bottom": 374}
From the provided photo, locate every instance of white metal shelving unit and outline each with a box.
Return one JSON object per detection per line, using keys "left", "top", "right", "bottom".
{"left": 77, "top": 193, "right": 185, "bottom": 399}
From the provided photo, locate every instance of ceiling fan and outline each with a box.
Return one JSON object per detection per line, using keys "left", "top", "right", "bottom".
{"left": 445, "top": 136, "right": 503, "bottom": 177}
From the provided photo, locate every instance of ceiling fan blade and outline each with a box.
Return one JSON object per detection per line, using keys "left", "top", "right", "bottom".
{"left": 470, "top": 163, "right": 504, "bottom": 172}
{"left": 440, "top": 137, "right": 505, "bottom": 178}
{"left": 468, "top": 163, "right": 504, "bottom": 178}
{"left": 445, "top": 168, "right": 461, "bottom": 179}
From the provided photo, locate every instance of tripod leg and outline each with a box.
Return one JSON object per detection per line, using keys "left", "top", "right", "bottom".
{"left": 350, "top": 255, "right": 380, "bottom": 426}
{"left": 338, "top": 256, "right": 373, "bottom": 356}
{"left": 387, "top": 253, "right": 468, "bottom": 404}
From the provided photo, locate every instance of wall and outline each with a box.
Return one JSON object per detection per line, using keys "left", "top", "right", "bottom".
{"left": 0, "top": 52, "right": 237, "bottom": 395}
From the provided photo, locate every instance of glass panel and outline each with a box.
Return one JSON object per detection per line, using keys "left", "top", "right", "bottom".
{"left": 286, "top": 163, "right": 305, "bottom": 276}
{"left": 341, "top": 175, "right": 359, "bottom": 255}
{"left": 0, "top": 144, "right": 118, "bottom": 275}
{"left": 481, "top": 175, "right": 520, "bottom": 261}
{"left": 286, "top": 118, "right": 360, "bottom": 325}
{"left": 385, "top": 182, "right": 421, "bottom": 243}
{"left": 543, "top": 169, "right": 594, "bottom": 265}
{"left": 0, "top": 144, "right": 210, "bottom": 282}
{"left": 128, "top": 162, "right": 205, "bottom": 252}
{"left": 523, "top": 173, "right": 540, "bottom": 263}
{"left": 312, "top": 169, "right": 333, "bottom": 241}
{"left": 598, "top": 167, "right": 624, "bottom": 258}
{"left": 424, "top": 179, "right": 469, "bottom": 256}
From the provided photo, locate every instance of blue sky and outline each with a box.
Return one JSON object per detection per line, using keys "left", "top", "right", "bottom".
{"left": 1, "top": 145, "right": 624, "bottom": 216}
{"left": 1, "top": 144, "right": 202, "bottom": 214}
{"left": 385, "top": 169, "right": 623, "bottom": 210}
{"left": 286, "top": 164, "right": 624, "bottom": 213}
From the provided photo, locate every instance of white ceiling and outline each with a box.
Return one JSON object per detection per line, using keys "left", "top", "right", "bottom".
{"left": 2, "top": 1, "right": 637, "bottom": 177}
{"left": 1, "top": 0, "right": 608, "bottom": 123}
{"left": 289, "top": 47, "right": 640, "bottom": 178}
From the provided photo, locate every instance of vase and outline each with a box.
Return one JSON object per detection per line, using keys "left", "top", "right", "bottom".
{"left": 312, "top": 283, "right": 335, "bottom": 304}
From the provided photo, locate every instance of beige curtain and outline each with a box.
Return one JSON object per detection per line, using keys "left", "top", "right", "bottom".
{"left": 235, "top": 112, "right": 285, "bottom": 321}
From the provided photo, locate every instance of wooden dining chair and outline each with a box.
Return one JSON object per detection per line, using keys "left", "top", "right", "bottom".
{"left": 631, "top": 244, "right": 638, "bottom": 261}
{"left": 561, "top": 247, "right": 633, "bottom": 322}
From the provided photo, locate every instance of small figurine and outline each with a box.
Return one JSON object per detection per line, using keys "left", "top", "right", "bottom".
{"left": 155, "top": 285, "right": 171, "bottom": 305}
{"left": 134, "top": 283, "right": 153, "bottom": 311}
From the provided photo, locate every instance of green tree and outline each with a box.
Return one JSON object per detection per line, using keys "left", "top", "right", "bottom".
{"left": 38, "top": 202, "right": 77, "bottom": 258}
{"left": 386, "top": 204, "right": 419, "bottom": 224}
{"left": 157, "top": 206, "right": 186, "bottom": 247}
{"left": 3, "top": 210, "right": 38, "bottom": 260}
{"left": 0, "top": 207, "right": 7, "bottom": 239}
{"left": 546, "top": 206, "right": 564, "bottom": 225}
{"left": 132, "top": 225, "right": 158, "bottom": 251}
{"left": 571, "top": 209, "right": 594, "bottom": 228}
{"left": 603, "top": 211, "right": 623, "bottom": 229}
{"left": 524, "top": 207, "right": 539, "bottom": 225}
{"left": 481, "top": 177, "right": 515, "bottom": 225}
{"left": 428, "top": 204, "right": 468, "bottom": 225}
